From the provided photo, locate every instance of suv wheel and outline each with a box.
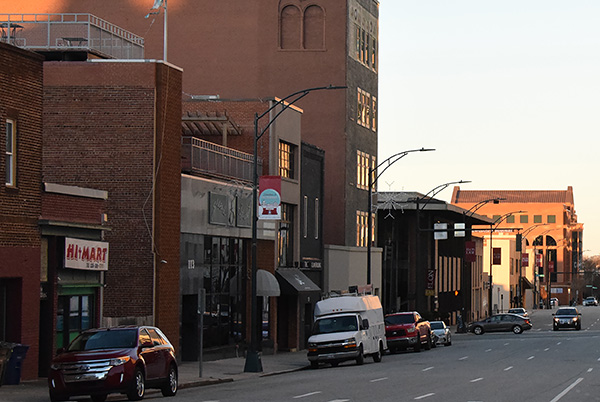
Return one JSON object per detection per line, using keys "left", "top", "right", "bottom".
{"left": 373, "top": 342, "right": 383, "bottom": 363}
{"left": 127, "top": 367, "right": 145, "bottom": 401}
{"left": 473, "top": 326, "right": 484, "bottom": 335}
{"left": 161, "top": 364, "right": 178, "bottom": 397}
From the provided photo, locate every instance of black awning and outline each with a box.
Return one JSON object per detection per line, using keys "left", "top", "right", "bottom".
{"left": 522, "top": 276, "right": 533, "bottom": 289}
{"left": 276, "top": 268, "right": 321, "bottom": 295}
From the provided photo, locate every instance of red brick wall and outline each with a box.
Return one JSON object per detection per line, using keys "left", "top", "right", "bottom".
{"left": 43, "top": 62, "right": 181, "bottom": 348}
{"left": 0, "top": 42, "right": 44, "bottom": 380}
{"left": 41, "top": 193, "right": 106, "bottom": 224}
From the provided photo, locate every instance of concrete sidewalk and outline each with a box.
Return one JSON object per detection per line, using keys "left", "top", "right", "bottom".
{"left": 0, "top": 350, "right": 310, "bottom": 401}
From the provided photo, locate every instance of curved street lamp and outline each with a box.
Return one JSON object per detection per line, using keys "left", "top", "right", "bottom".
{"left": 366, "top": 148, "right": 435, "bottom": 285}
{"left": 245, "top": 85, "right": 346, "bottom": 373}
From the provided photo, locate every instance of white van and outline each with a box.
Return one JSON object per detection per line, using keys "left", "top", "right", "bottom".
{"left": 307, "top": 294, "right": 387, "bottom": 368}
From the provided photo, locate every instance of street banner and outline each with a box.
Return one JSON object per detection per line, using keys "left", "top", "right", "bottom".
{"left": 536, "top": 253, "right": 543, "bottom": 268}
{"left": 465, "top": 241, "right": 476, "bottom": 262}
{"left": 493, "top": 247, "right": 501, "bottom": 265}
{"left": 549, "top": 261, "right": 555, "bottom": 272}
{"left": 258, "top": 176, "right": 281, "bottom": 220}
{"left": 521, "top": 253, "right": 529, "bottom": 267}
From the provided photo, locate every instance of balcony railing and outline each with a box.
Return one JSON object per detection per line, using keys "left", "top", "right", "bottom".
{"left": 182, "top": 137, "right": 261, "bottom": 184}
{"left": 0, "top": 13, "right": 144, "bottom": 59}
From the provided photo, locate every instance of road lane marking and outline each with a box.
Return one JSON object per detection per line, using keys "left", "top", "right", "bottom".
{"left": 294, "top": 392, "right": 322, "bottom": 398}
{"left": 370, "top": 377, "right": 388, "bottom": 382}
{"left": 504, "top": 366, "right": 513, "bottom": 371}
{"left": 485, "top": 349, "right": 492, "bottom": 352}
{"left": 459, "top": 356, "right": 468, "bottom": 360}
{"left": 415, "top": 393, "right": 435, "bottom": 400}
{"left": 422, "top": 367, "right": 434, "bottom": 372}
{"left": 544, "top": 348, "right": 550, "bottom": 351}
{"left": 327, "top": 400, "right": 350, "bottom": 402}
{"left": 470, "top": 378, "right": 483, "bottom": 382}
{"left": 550, "top": 378, "right": 584, "bottom": 402}
{"left": 557, "top": 342, "right": 562, "bottom": 345}
{"left": 588, "top": 368, "right": 593, "bottom": 373}
{"left": 504, "top": 342, "right": 510, "bottom": 345}
{"left": 528, "top": 356, "right": 535, "bottom": 360}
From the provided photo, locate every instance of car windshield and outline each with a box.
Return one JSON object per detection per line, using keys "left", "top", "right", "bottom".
{"left": 385, "top": 314, "right": 414, "bottom": 325}
{"left": 556, "top": 308, "right": 577, "bottom": 316}
{"left": 67, "top": 329, "right": 138, "bottom": 351}
{"left": 585, "top": 297, "right": 595, "bottom": 301}
{"left": 312, "top": 316, "right": 358, "bottom": 334}
{"left": 430, "top": 322, "right": 444, "bottom": 330}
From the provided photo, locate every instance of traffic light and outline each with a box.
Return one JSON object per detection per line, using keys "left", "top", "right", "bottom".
{"left": 454, "top": 290, "right": 460, "bottom": 297}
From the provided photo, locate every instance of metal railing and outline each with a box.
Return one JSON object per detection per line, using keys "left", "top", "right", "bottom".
{"left": 0, "top": 13, "right": 144, "bottom": 59}
{"left": 181, "top": 137, "right": 261, "bottom": 184}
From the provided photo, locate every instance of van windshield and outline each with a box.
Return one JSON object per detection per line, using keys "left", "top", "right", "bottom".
{"left": 312, "top": 316, "right": 359, "bottom": 335}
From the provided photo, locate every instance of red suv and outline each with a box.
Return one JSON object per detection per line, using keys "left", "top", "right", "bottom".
{"left": 385, "top": 312, "right": 432, "bottom": 353}
{"left": 48, "top": 326, "right": 177, "bottom": 402}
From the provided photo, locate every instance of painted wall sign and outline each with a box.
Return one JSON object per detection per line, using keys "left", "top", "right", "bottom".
{"left": 65, "top": 237, "right": 109, "bottom": 271}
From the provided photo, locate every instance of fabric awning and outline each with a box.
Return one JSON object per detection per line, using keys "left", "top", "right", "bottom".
{"left": 522, "top": 276, "right": 533, "bottom": 289}
{"left": 257, "top": 269, "right": 281, "bottom": 297}
{"left": 276, "top": 268, "right": 321, "bottom": 294}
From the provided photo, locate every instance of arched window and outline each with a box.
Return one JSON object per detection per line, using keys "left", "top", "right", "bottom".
{"left": 546, "top": 236, "right": 557, "bottom": 246}
{"left": 303, "top": 5, "right": 324, "bottom": 49}
{"left": 533, "top": 235, "right": 543, "bottom": 246}
{"left": 280, "top": 5, "right": 301, "bottom": 49}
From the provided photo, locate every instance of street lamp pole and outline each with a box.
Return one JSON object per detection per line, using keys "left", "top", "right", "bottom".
{"left": 366, "top": 148, "right": 435, "bottom": 285}
{"left": 244, "top": 85, "right": 345, "bottom": 373}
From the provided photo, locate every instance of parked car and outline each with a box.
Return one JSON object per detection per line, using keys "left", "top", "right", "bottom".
{"left": 507, "top": 308, "right": 529, "bottom": 318}
{"left": 385, "top": 311, "right": 432, "bottom": 353}
{"left": 429, "top": 321, "right": 451, "bottom": 346}
{"left": 467, "top": 313, "right": 532, "bottom": 335}
{"left": 48, "top": 326, "right": 178, "bottom": 402}
{"left": 553, "top": 307, "right": 582, "bottom": 331}
{"left": 583, "top": 297, "right": 598, "bottom": 306}
{"left": 550, "top": 297, "right": 559, "bottom": 307}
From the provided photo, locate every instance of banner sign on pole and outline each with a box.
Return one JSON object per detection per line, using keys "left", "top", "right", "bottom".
{"left": 536, "top": 253, "right": 543, "bottom": 268}
{"left": 521, "top": 253, "right": 529, "bottom": 267}
{"left": 426, "top": 269, "right": 436, "bottom": 293}
{"left": 465, "top": 241, "right": 476, "bottom": 262}
{"left": 492, "top": 247, "right": 502, "bottom": 265}
{"left": 258, "top": 176, "right": 282, "bottom": 220}
{"left": 549, "top": 261, "right": 555, "bottom": 272}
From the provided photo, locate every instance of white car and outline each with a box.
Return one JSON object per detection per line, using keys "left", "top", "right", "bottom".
{"left": 583, "top": 297, "right": 598, "bottom": 306}
{"left": 429, "top": 321, "right": 451, "bottom": 346}
{"left": 508, "top": 308, "right": 529, "bottom": 318}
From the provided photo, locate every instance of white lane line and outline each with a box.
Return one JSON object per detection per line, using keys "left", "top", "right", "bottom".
{"left": 485, "top": 349, "right": 492, "bottom": 352}
{"left": 557, "top": 342, "right": 562, "bottom": 345}
{"left": 459, "top": 356, "right": 468, "bottom": 360}
{"left": 544, "top": 348, "right": 550, "bottom": 351}
{"left": 504, "top": 342, "right": 510, "bottom": 345}
{"left": 550, "top": 378, "right": 584, "bottom": 402}
{"left": 370, "top": 377, "right": 388, "bottom": 383}
{"left": 328, "top": 400, "right": 350, "bottom": 402}
{"left": 414, "top": 393, "right": 435, "bottom": 400}
{"left": 422, "top": 367, "right": 434, "bottom": 372}
{"left": 504, "top": 366, "right": 513, "bottom": 371}
{"left": 470, "top": 378, "right": 483, "bottom": 383}
{"left": 527, "top": 356, "right": 535, "bottom": 360}
{"left": 588, "top": 368, "right": 593, "bottom": 373}
{"left": 294, "top": 391, "right": 322, "bottom": 399}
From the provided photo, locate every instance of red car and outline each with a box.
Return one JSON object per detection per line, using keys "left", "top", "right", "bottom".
{"left": 48, "top": 326, "right": 178, "bottom": 402}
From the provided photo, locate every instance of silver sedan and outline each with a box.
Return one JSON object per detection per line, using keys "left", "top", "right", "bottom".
{"left": 430, "top": 321, "right": 452, "bottom": 346}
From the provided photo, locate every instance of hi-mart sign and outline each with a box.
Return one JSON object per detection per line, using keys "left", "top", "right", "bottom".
{"left": 65, "top": 237, "right": 109, "bottom": 271}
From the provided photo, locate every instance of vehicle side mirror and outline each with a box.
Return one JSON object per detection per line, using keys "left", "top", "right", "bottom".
{"left": 361, "top": 319, "right": 369, "bottom": 330}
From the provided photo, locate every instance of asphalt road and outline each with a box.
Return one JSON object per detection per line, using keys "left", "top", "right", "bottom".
{"left": 6, "top": 306, "right": 600, "bottom": 402}
{"left": 175, "top": 306, "right": 600, "bottom": 402}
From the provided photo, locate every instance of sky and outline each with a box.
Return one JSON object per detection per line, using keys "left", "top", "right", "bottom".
{"left": 378, "top": 1, "right": 600, "bottom": 256}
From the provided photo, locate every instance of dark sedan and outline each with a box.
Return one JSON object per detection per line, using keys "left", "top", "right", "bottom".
{"left": 553, "top": 307, "right": 581, "bottom": 330}
{"left": 467, "top": 313, "right": 532, "bottom": 335}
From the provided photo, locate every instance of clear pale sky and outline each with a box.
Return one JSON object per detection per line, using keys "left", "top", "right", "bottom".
{"left": 378, "top": 1, "right": 600, "bottom": 255}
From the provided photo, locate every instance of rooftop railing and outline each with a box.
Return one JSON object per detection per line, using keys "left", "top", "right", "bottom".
{"left": 182, "top": 137, "right": 262, "bottom": 184}
{"left": 0, "top": 13, "right": 144, "bottom": 59}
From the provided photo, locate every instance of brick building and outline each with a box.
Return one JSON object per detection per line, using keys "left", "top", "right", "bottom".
{"left": 25, "top": 0, "right": 382, "bottom": 294}
{"left": 0, "top": 42, "right": 44, "bottom": 381}
{"left": 451, "top": 187, "right": 584, "bottom": 309}
{"left": 42, "top": 60, "right": 183, "bottom": 349}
